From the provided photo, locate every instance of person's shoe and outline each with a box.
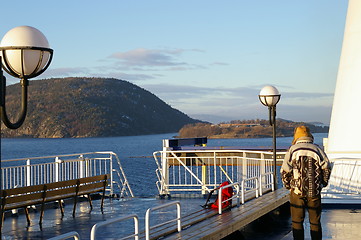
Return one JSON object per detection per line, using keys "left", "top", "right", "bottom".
{"left": 292, "top": 228, "right": 304, "bottom": 240}
{"left": 310, "top": 230, "right": 322, "bottom": 240}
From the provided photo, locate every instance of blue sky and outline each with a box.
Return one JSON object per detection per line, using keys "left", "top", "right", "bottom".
{"left": 1, "top": 0, "right": 348, "bottom": 124}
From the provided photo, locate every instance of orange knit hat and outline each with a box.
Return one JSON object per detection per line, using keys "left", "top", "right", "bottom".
{"left": 292, "top": 126, "right": 313, "bottom": 144}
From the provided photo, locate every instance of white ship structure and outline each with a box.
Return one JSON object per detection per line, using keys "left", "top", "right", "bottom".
{"left": 322, "top": 0, "right": 361, "bottom": 204}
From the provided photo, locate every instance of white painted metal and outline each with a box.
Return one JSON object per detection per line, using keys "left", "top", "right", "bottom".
{"left": 0, "top": 151, "right": 133, "bottom": 198}
{"left": 327, "top": 0, "right": 361, "bottom": 156}
{"left": 153, "top": 149, "right": 284, "bottom": 195}
{"left": 323, "top": 0, "right": 361, "bottom": 204}
{"left": 241, "top": 177, "right": 259, "bottom": 205}
{"left": 91, "top": 214, "right": 139, "bottom": 240}
{"left": 259, "top": 172, "right": 275, "bottom": 196}
{"left": 322, "top": 158, "right": 361, "bottom": 204}
{"left": 48, "top": 231, "right": 80, "bottom": 240}
{"left": 145, "top": 201, "right": 181, "bottom": 240}
{"left": 217, "top": 181, "right": 241, "bottom": 215}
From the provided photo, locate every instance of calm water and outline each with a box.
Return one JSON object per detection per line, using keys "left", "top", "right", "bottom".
{"left": 0, "top": 133, "right": 327, "bottom": 196}
{"left": 0, "top": 132, "right": 327, "bottom": 160}
{"left": 3, "top": 133, "right": 361, "bottom": 240}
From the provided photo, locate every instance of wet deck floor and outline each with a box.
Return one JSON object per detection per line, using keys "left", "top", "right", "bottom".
{"left": 280, "top": 207, "right": 361, "bottom": 240}
{"left": 1, "top": 197, "right": 207, "bottom": 239}
{"left": 1, "top": 197, "right": 361, "bottom": 239}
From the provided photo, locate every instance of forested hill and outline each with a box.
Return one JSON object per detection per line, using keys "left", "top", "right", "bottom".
{"left": 178, "top": 119, "right": 329, "bottom": 139}
{"left": 1, "top": 77, "right": 201, "bottom": 138}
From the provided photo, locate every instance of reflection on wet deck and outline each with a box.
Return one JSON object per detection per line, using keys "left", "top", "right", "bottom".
{"left": 281, "top": 207, "right": 361, "bottom": 240}
{"left": 1, "top": 197, "right": 361, "bottom": 239}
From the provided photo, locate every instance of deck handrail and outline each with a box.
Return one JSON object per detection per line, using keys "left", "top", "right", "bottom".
{"left": 90, "top": 214, "right": 139, "bottom": 240}
{"left": 217, "top": 181, "right": 241, "bottom": 214}
{"left": 48, "top": 231, "right": 80, "bottom": 240}
{"left": 145, "top": 201, "right": 181, "bottom": 240}
{"left": 259, "top": 172, "right": 274, "bottom": 196}
{"left": 153, "top": 149, "right": 285, "bottom": 195}
{"left": 1, "top": 151, "right": 133, "bottom": 197}
{"left": 241, "top": 176, "right": 260, "bottom": 204}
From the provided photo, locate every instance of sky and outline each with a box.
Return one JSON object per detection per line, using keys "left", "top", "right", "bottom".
{"left": 1, "top": 0, "right": 349, "bottom": 124}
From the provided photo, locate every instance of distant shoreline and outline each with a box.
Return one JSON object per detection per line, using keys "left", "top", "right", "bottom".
{"left": 177, "top": 120, "right": 329, "bottom": 139}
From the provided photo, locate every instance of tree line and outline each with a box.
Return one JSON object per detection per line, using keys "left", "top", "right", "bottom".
{"left": 178, "top": 119, "right": 328, "bottom": 139}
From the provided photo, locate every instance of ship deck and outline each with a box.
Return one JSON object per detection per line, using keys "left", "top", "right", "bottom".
{"left": 1, "top": 192, "right": 361, "bottom": 239}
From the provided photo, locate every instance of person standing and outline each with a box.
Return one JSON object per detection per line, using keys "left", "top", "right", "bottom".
{"left": 281, "top": 126, "right": 332, "bottom": 240}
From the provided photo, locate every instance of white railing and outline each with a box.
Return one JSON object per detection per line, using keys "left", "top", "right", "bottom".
{"left": 153, "top": 149, "right": 285, "bottom": 195}
{"left": 91, "top": 214, "right": 139, "bottom": 240}
{"left": 145, "top": 201, "right": 181, "bottom": 240}
{"left": 216, "top": 172, "right": 275, "bottom": 214}
{"left": 217, "top": 181, "right": 240, "bottom": 214}
{"left": 1, "top": 151, "right": 133, "bottom": 197}
{"left": 48, "top": 231, "right": 81, "bottom": 240}
{"left": 259, "top": 172, "right": 275, "bottom": 196}
{"left": 241, "top": 176, "right": 259, "bottom": 204}
{"left": 322, "top": 158, "right": 361, "bottom": 203}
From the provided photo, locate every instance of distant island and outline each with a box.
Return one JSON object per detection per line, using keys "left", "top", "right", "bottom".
{"left": 1, "top": 77, "right": 201, "bottom": 138}
{"left": 178, "top": 119, "right": 329, "bottom": 139}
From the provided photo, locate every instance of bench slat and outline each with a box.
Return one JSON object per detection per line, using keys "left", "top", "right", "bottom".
{"left": 79, "top": 175, "right": 107, "bottom": 183}
{"left": 79, "top": 182, "right": 105, "bottom": 192}
{"left": 1, "top": 185, "right": 44, "bottom": 196}
{"left": 46, "top": 179, "right": 79, "bottom": 190}
{"left": 45, "top": 186, "right": 78, "bottom": 198}
{"left": 4, "top": 192, "right": 44, "bottom": 205}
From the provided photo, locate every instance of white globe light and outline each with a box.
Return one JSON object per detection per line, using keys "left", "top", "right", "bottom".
{"left": 0, "top": 26, "right": 52, "bottom": 77}
{"left": 259, "top": 85, "right": 281, "bottom": 107}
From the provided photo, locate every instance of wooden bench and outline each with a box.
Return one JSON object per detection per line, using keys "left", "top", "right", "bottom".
{"left": 0, "top": 174, "right": 108, "bottom": 229}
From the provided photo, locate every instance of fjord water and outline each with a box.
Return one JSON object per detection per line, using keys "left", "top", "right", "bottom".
{"left": 1, "top": 133, "right": 327, "bottom": 196}
{"left": 3, "top": 133, "right": 361, "bottom": 240}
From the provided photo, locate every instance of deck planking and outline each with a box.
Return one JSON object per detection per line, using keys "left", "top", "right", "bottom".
{"left": 161, "top": 188, "right": 290, "bottom": 240}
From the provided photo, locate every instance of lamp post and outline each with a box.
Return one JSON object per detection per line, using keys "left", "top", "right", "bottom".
{"left": 0, "top": 26, "right": 53, "bottom": 129}
{"left": 259, "top": 85, "right": 281, "bottom": 190}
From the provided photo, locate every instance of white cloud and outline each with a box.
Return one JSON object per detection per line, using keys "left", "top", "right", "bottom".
{"left": 108, "top": 48, "right": 205, "bottom": 68}
{"left": 109, "top": 48, "right": 182, "bottom": 66}
{"left": 140, "top": 83, "right": 333, "bottom": 124}
{"left": 41, "top": 67, "right": 90, "bottom": 77}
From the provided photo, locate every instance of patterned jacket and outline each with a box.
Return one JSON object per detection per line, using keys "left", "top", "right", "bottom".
{"left": 280, "top": 137, "right": 332, "bottom": 197}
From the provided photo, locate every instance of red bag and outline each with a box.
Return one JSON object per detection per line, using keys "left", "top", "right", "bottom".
{"left": 210, "top": 181, "right": 233, "bottom": 209}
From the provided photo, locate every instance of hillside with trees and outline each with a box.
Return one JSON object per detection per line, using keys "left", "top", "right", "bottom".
{"left": 178, "top": 119, "right": 329, "bottom": 139}
{"left": 1, "top": 77, "right": 201, "bottom": 138}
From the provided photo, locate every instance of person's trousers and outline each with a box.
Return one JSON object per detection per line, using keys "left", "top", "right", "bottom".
{"left": 290, "top": 190, "right": 322, "bottom": 240}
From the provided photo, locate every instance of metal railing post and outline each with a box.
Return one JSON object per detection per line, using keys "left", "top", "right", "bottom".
{"left": 161, "top": 139, "right": 170, "bottom": 195}
{"left": 242, "top": 152, "right": 247, "bottom": 181}
{"left": 79, "top": 155, "right": 84, "bottom": 179}
{"left": 213, "top": 151, "right": 217, "bottom": 186}
{"left": 241, "top": 177, "right": 260, "bottom": 204}
{"left": 260, "top": 152, "right": 266, "bottom": 191}
{"left": 26, "top": 159, "right": 31, "bottom": 186}
{"left": 109, "top": 153, "right": 114, "bottom": 196}
{"left": 145, "top": 201, "right": 181, "bottom": 240}
{"left": 55, "top": 157, "right": 60, "bottom": 182}
{"left": 201, "top": 164, "right": 208, "bottom": 194}
{"left": 90, "top": 214, "right": 139, "bottom": 240}
{"left": 217, "top": 182, "right": 240, "bottom": 214}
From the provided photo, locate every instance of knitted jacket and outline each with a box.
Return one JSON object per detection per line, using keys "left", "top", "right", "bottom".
{"left": 280, "top": 137, "right": 332, "bottom": 197}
